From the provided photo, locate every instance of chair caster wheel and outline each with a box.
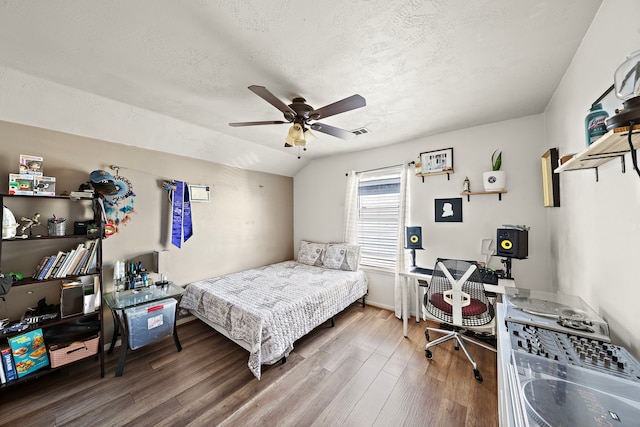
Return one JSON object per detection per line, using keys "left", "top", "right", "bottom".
{"left": 424, "top": 331, "right": 430, "bottom": 341}
{"left": 473, "top": 369, "right": 483, "bottom": 382}
{"left": 425, "top": 349, "right": 432, "bottom": 359}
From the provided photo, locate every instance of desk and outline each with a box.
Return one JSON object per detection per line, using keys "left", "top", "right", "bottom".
{"left": 103, "top": 283, "right": 184, "bottom": 376}
{"left": 399, "top": 269, "right": 515, "bottom": 337}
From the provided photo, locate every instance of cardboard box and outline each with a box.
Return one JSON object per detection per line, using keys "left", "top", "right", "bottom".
{"left": 7, "top": 328, "right": 49, "bottom": 378}
{"left": 34, "top": 176, "right": 56, "bottom": 196}
{"left": 19, "top": 154, "right": 43, "bottom": 176}
{"left": 8, "top": 173, "right": 34, "bottom": 195}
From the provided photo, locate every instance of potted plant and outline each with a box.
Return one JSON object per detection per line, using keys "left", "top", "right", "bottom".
{"left": 483, "top": 149, "right": 506, "bottom": 191}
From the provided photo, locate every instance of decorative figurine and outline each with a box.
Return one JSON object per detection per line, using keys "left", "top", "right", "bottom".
{"left": 463, "top": 176, "right": 471, "bottom": 192}
{"left": 20, "top": 213, "right": 41, "bottom": 236}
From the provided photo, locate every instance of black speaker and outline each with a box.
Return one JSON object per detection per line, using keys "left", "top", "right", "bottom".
{"left": 496, "top": 228, "right": 528, "bottom": 259}
{"left": 406, "top": 226, "right": 423, "bottom": 249}
{"left": 74, "top": 221, "right": 88, "bottom": 235}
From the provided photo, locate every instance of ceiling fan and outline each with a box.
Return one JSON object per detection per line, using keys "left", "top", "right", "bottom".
{"left": 229, "top": 85, "right": 366, "bottom": 153}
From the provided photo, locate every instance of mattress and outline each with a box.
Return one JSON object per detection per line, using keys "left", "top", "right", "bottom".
{"left": 179, "top": 260, "right": 368, "bottom": 379}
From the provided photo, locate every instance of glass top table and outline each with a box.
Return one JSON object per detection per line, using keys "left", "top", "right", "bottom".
{"left": 103, "top": 282, "right": 184, "bottom": 310}
{"left": 103, "top": 282, "right": 184, "bottom": 376}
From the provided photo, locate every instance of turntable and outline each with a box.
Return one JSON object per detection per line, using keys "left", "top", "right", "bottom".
{"left": 510, "top": 351, "right": 640, "bottom": 427}
{"left": 503, "top": 288, "right": 610, "bottom": 342}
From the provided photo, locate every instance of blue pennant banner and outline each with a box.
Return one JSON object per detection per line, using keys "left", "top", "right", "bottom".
{"left": 171, "top": 181, "right": 193, "bottom": 248}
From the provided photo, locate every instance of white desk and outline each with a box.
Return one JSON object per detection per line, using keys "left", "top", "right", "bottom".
{"left": 399, "top": 269, "right": 515, "bottom": 337}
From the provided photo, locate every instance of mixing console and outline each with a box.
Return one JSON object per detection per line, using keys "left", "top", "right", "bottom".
{"left": 506, "top": 321, "right": 640, "bottom": 382}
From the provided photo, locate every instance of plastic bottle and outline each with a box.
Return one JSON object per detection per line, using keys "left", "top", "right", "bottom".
{"left": 585, "top": 103, "right": 609, "bottom": 147}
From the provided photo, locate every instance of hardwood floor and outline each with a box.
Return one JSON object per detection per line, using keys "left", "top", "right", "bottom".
{"left": 0, "top": 304, "right": 498, "bottom": 426}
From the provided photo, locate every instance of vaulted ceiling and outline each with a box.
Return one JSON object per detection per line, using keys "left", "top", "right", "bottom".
{"left": 0, "top": 0, "right": 602, "bottom": 176}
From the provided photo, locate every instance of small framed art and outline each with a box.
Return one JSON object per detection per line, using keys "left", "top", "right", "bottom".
{"left": 419, "top": 148, "right": 454, "bottom": 175}
{"left": 541, "top": 148, "right": 560, "bottom": 207}
{"left": 434, "top": 198, "right": 463, "bottom": 222}
{"left": 188, "top": 185, "right": 210, "bottom": 202}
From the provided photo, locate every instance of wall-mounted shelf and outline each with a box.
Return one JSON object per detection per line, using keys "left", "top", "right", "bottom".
{"left": 416, "top": 170, "right": 452, "bottom": 182}
{"left": 461, "top": 190, "right": 506, "bottom": 201}
{"left": 554, "top": 124, "right": 640, "bottom": 181}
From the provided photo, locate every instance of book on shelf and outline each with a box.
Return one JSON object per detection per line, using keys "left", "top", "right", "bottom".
{"left": 72, "top": 244, "right": 92, "bottom": 275}
{"left": 84, "top": 241, "right": 99, "bottom": 273}
{"left": 55, "top": 249, "right": 76, "bottom": 278}
{"left": 36, "top": 256, "right": 56, "bottom": 281}
{"left": 56, "top": 244, "right": 82, "bottom": 278}
{"left": 0, "top": 351, "right": 5, "bottom": 384}
{"left": 46, "top": 251, "right": 66, "bottom": 279}
{"left": 32, "top": 256, "right": 51, "bottom": 279}
{"left": 75, "top": 240, "right": 94, "bottom": 275}
{"left": 64, "top": 247, "right": 87, "bottom": 277}
{"left": 1, "top": 347, "right": 17, "bottom": 382}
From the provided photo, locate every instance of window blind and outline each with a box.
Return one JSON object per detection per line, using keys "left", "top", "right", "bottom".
{"left": 357, "top": 167, "right": 401, "bottom": 269}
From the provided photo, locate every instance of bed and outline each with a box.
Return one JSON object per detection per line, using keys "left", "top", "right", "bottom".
{"left": 179, "top": 241, "right": 368, "bottom": 379}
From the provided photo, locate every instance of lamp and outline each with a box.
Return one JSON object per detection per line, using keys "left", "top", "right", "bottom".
{"left": 303, "top": 128, "right": 316, "bottom": 142}
{"left": 285, "top": 123, "right": 304, "bottom": 147}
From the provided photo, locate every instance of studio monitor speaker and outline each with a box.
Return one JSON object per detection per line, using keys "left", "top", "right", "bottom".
{"left": 496, "top": 228, "right": 528, "bottom": 259}
{"left": 406, "top": 226, "right": 423, "bottom": 249}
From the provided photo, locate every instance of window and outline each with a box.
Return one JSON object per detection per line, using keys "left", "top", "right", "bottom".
{"left": 356, "top": 166, "right": 402, "bottom": 270}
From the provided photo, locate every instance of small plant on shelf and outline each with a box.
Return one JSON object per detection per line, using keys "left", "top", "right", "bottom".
{"left": 483, "top": 149, "right": 506, "bottom": 192}
{"left": 491, "top": 149, "right": 502, "bottom": 171}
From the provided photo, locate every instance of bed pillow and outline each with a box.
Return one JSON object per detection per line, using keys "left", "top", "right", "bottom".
{"left": 323, "top": 243, "right": 360, "bottom": 271}
{"left": 297, "top": 240, "right": 325, "bottom": 266}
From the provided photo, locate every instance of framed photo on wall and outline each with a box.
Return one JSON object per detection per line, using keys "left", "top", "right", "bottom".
{"left": 419, "top": 148, "right": 454, "bottom": 174}
{"left": 189, "top": 184, "right": 211, "bottom": 202}
{"left": 541, "top": 148, "right": 560, "bottom": 207}
{"left": 434, "top": 198, "right": 463, "bottom": 222}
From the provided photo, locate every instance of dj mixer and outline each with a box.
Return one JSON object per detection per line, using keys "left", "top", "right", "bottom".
{"left": 499, "top": 288, "right": 640, "bottom": 427}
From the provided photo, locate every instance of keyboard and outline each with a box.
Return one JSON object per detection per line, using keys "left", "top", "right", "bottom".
{"left": 410, "top": 267, "right": 434, "bottom": 276}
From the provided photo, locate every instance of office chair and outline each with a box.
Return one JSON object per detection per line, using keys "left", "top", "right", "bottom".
{"left": 421, "top": 258, "right": 496, "bottom": 382}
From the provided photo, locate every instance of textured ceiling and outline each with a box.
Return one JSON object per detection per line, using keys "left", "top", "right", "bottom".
{"left": 0, "top": 0, "right": 602, "bottom": 176}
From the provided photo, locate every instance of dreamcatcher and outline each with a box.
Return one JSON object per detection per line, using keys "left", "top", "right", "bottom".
{"left": 102, "top": 168, "right": 136, "bottom": 235}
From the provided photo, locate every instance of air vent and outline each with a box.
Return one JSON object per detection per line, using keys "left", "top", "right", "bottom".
{"left": 351, "top": 127, "right": 370, "bottom": 136}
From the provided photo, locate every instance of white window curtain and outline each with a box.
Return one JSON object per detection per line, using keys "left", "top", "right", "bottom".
{"left": 394, "top": 163, "right": 410, "bottom": 318}
{"left": 343, "top": 171, "right": 358, "bottom": 243}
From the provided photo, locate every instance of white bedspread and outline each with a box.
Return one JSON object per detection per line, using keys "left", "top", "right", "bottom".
{"left": 179, "top": 260, "right": 368, "bottom": 379}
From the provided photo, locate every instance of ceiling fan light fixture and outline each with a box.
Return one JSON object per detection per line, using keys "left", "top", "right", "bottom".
{"left": 285, "top": 123, "right": 304, "bottom": 145}
{"left": 304, "top": 129, "right": 316, "bottom": 141}
{"left": 233, "top": 85, "right": 367, "bottom": 149}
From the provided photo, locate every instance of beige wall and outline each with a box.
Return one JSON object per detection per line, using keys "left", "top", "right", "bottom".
{"left": 0, "top": 120, "right": 293, "bottom": 325}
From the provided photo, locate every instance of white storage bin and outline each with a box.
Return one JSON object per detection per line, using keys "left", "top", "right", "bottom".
{"left": 125, "top": 298, "right": 177, "bottom": 350}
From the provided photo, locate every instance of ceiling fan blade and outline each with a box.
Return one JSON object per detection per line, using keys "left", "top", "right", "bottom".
{"left": 248, "top": 85, "right": 296, "bottom": 117}
{"left": 229, "top": 120, "right": 287, "bottom": 127}
{"left": 310, "top": 122, "right": 356, "bottom": 140}
{"left": 310, "top": 94, "right": 366, "bottom": 120}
